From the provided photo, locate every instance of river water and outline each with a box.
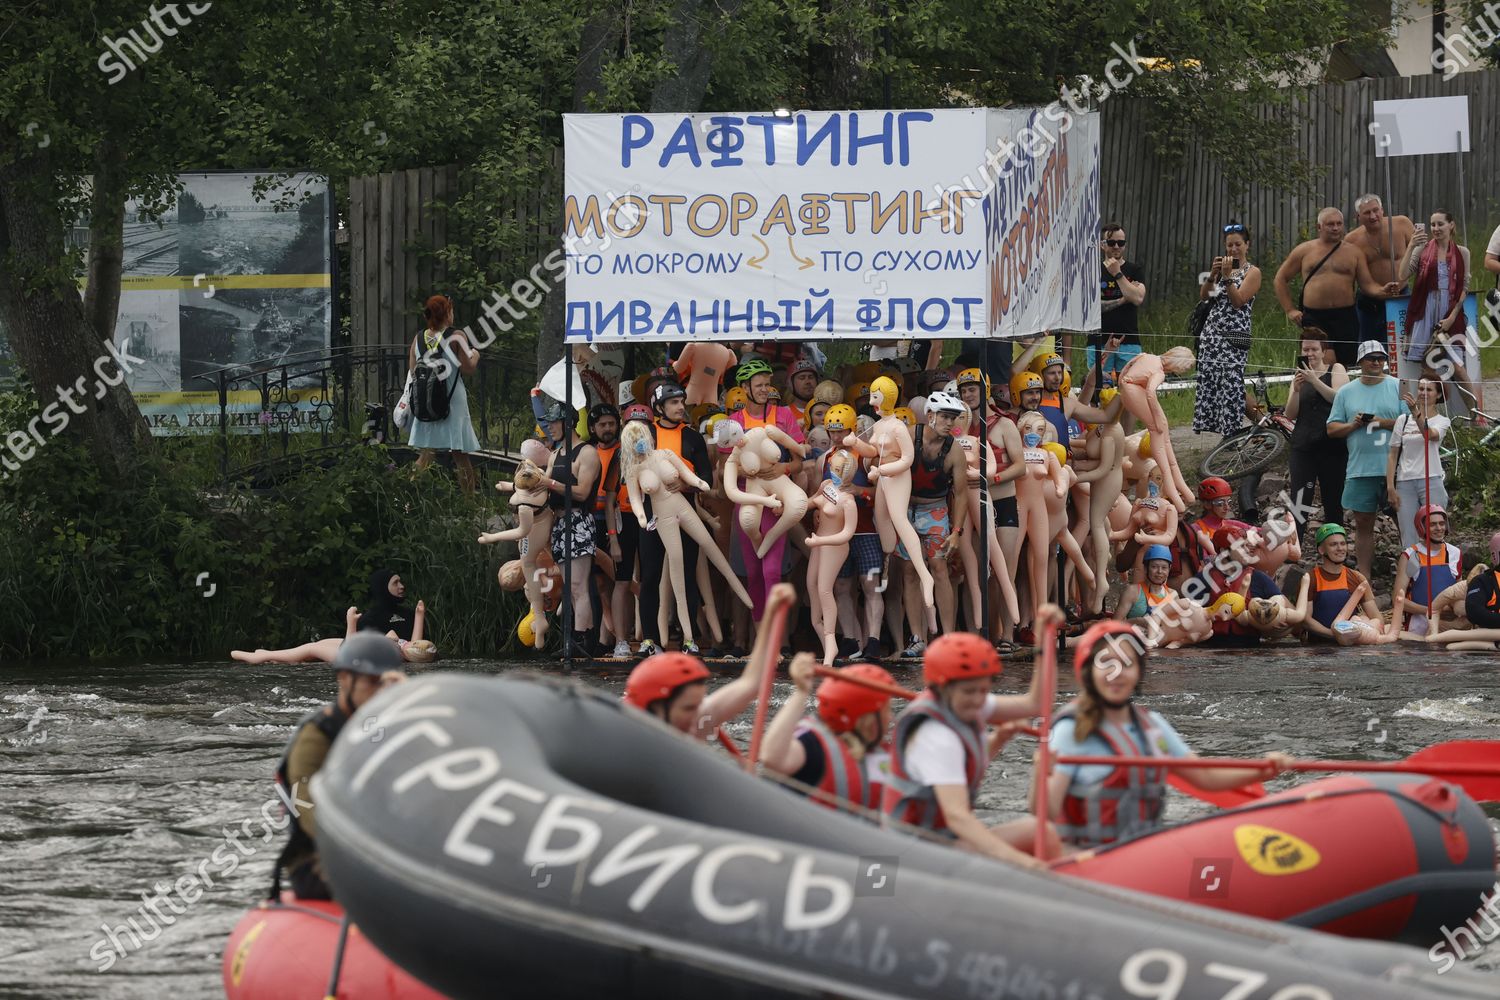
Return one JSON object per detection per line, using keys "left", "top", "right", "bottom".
{"left": 3, "top": 647, "right": 1498, "bottom": 999}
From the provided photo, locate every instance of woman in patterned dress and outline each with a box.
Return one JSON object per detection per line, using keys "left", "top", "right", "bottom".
{"left": 1192, "top": 223, "right": 1261, "bottom": 438}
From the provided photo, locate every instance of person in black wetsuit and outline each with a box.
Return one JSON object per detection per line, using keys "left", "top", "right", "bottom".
{"left": 271, "top": 632, "right": 405, "bottom": 900}
{"left": 356, "top": 569, "right": 414, "bottom": 640}
{"left": 535, "top": 399, "right": 603, "bottom": 656}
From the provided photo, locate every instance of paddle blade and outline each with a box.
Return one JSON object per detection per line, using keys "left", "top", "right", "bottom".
{"left": 1406, "top": 740, "right": 1500, "bottom": 802}
{"left": 1168, "top": 772, "right": 1264, "bottom": 809}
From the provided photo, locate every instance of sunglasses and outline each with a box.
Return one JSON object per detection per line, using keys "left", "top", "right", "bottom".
{"left": 1222, "top": 223, "right": 1246, "bottom": 234}
{"left": 1103, "top": 239, "right": 1127, "bottom": 247}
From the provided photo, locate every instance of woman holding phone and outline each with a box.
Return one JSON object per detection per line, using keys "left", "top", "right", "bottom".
{"left": 1192, "top": 223, "right": 1262, "bottom": 440}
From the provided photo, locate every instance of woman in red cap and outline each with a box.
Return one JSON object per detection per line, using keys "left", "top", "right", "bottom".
{"left": 761, "top": 654, "right": 896, "bottom": 811}
{"left": 883, "top": 622, "right": 1062, "bottom": 870}
{"left": 622, "top": 584, "right": 787, "bottom": 738}
{"left": 1044, "top": 621, "right": 1292, "bottom": 852}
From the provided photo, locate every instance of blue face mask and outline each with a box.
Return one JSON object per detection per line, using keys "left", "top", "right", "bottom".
{"left": 1023, "top": 433, "right": 1042, "bottom": 448}
{"left": 1147, "top": 482, "right": 1159, "bottom": 497}
{"left": 633, "top": 438, "right": 649, "bottom": 456}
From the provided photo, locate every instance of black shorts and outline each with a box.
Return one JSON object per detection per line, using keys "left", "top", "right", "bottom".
{"left": 613, "top": 515, "right": 640, "bottom": 581}
{"left": 1300, "top": 305, "right": 1360, "bottom": 367}
{"left": 1354, "top": 291, "right": 1390, "bottom": 346}
{"left": 992, "top": 494, "right": 1019, "bottom": 529}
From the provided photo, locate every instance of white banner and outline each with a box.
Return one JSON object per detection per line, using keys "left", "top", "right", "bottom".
{"left": 1371, "top": 96, "right": 1469, "bottom": 158}
{"left": 983, "top": 108, "right": 1101, "bottom": 337}
{"left": 564, "top": 110, "right": 997, "bottom": 343}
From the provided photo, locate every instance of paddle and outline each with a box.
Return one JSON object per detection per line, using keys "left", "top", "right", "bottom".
{"left": 744, "top": 592, "right": 794, "bottom": 774}
{"left": 812, "top": 663, "right": 917, "bottom": 699}
{"left": 323, "top": 912, "right": 353, "bottom": 1000}
{"left": 1053, "top": 742, "right": 1500, "bottom": 803}
{"left": 1033, "top": 613, "right": 1062, "bottom": 860}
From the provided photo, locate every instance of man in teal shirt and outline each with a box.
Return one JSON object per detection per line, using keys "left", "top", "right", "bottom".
{"left": 1326, "top": 340, "right": 1401, "bottom": 580}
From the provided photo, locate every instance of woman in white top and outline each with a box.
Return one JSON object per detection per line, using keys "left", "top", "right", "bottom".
{"left": 1385, "top": 378, "right": 1450, "bottom": 549}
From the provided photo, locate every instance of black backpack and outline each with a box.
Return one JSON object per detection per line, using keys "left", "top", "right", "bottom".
{"left": 412, "top": 330, "right": 460, "bottom": 422}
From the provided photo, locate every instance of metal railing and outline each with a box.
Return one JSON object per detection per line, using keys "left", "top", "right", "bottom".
{"left": 190, "top": 344, "right": 535, "bottom": 482}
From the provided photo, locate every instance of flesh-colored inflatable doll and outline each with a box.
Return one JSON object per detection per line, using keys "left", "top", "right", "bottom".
{"left": 723, "top": 424, "right": 808, "bottom": 558}
{"left": 806, "top": 449, "right": 859, "bottom": 666}
{"left": 866, "top": 375, "right": 935, "bottom": 610}
{"left": 1012, "top": 411, "right": 1069, "bottom": 625}
{"left": 672, "top": 343, "right": 738, "bottom": 406}
{"left": 620, "top": 421, "right": 752, "bottom": 649}
{"left": 480, "top": 438, "right": 555, "bottom": 647}
{"left": 1116, "top": 347, "right": 1197, "bottom": 512}
{"left": 951, "top": 402, "right": 1020, "bottom": 626}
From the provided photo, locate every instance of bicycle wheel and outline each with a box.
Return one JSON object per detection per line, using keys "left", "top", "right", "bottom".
{"left": 1200, "top": 427, "right": 1289, "bottom": 481}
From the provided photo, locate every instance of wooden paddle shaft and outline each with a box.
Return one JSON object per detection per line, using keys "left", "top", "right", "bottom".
{"left": 811, "top": 664, "right": 919, "bottom": 700}
{"left": 1054, "top": 754, "right": 1500, "bottom": 777}
{"left": 744, "top": 600, "right": 792, "bottom": 773}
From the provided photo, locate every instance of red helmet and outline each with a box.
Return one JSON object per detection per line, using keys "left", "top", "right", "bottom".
{"left": 1211, "top": 522, "right": 1249, "bottom": 553}
{"left": 1414, "top": 503, "right": 1447, "bottom": 541}
{"left": 622, "top": 403, "right": 653, "bottom": 423}
{"left": 817, "top": 664, "right": 895, "bottom": 733}
{"left": 624, "top": 653, "right": 710, "bottom": 710}
{"left": 1073, "top": 620, "right": 1144, "bottom": 687}
{"left": 923, "top": 632, "right": 1003, "bottom": 687}
{"left": 1199, "top": 477, "right": 1233, "bottom": 501}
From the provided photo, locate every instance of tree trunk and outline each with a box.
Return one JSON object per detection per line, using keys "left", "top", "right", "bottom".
{"left": 83, "top": 138, "right": 127, "bottom": 343}
{"left": 0, "top": 152, "right": 152, "bottom": 483}
{"left": 649, "top": 0, "right": 747, "bottom": 112}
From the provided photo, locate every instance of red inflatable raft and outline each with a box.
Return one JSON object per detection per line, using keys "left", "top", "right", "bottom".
{"left": 1052, "top": 772, "right": 1497, "bottom": 945}
{"left": 222, "top": 894, "right": 446, "bottom": 1000}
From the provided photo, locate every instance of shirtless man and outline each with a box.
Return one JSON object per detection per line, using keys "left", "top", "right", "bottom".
{"left": 1344, "top": 194, "right": 1416, "bottom": 347}
{"left": 1275, "top": 207, "right": 1401, "bottom": 367}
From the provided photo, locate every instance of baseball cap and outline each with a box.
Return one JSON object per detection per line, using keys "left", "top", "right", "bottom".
{"left": 1356, "top": 340, "right": 1388, "bottom": 361}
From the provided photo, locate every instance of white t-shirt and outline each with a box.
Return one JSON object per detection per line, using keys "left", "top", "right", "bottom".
{"left": 904, "top": 694, "right": 1000, "bottom": 787}
{"left": 1486, "top": 223, "right": 1500, "bottom": 259}
{"left": 1389, "top": 412, "right": 1449, "bottom": 482}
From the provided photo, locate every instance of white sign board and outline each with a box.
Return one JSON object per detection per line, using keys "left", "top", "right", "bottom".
{"left": 562, "top": 109, "right": 1099, "bottom": 343}
{"left": 1371, "top": 96, "right": 1470, "bottom": 158}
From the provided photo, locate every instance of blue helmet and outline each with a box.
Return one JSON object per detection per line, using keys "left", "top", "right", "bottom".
{"left": 1143, "top": 544, "right": 1172, "bottom": 564}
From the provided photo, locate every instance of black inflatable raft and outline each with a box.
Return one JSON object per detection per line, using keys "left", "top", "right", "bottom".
{"left": 313, "top": 673, "right": 1497, "bottom": 999}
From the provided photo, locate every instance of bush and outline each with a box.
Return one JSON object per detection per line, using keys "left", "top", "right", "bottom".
{"left": 0, "top": 389, "right": 527, "bottom": 660}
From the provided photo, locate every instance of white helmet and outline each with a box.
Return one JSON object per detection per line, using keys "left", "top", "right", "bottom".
{"left": 942, "top": 379, "right": 959, "bottom": 395}
{"left": 925, "top": 390, "right": 965, "bottom": 415}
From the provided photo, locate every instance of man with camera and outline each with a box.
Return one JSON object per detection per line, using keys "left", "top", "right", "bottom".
{"left": 1326, "top": 341, "right": 1402, "bottom": 580}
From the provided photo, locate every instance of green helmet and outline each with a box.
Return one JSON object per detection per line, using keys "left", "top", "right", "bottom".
{"left": 734, "top": 358, "right": 774, "bottom": 385}
{"left": 1314, "top": 523, "right": 1347, "bottom": 546}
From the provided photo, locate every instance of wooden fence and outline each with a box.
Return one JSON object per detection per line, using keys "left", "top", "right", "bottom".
{"left": 1101, "top": 70, "right": 1500, "bottom": 298}
{"left": 346, "top": 72, "right": 1500, "bottom": 344}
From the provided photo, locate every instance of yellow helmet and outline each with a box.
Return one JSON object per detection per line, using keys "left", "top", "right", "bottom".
{"left": 1098, "top": 387, "right": 1119, "bottom": 406}
{"left": 1138, "top": 432, "right": 1152, "bottom": 459}
{"left": 724, "top": 385, "right": 749, "bottom": 411}
{"left": 824, "top": 403, "right": 857, "bottom": 433}
{"left": 1032, "top": 352, "right": 1066, "bottom": 375}
{"left": 813, "top": 379, "right": 844, "bottom": 406}
{"left": 893, "top": 406, "right": 916, "bottom": 427}
{"left": 869, "top": 375, "right": 900, "bottom": 415}
{"left": 702, "top": 412, "right": 728, "bottom": 437}
{"left": 517, "top": 609, "right": 537, "bottom": 647}
{"left": 1058, "top": 364, "right": 1072, "bottom": 396}
{"left": 1043, "top": 441, "right": 1069, "bottom": 466}
{"left": 846, "top": 381, "right": 871, "bottom": 406}
{"left": 956, "top": 367, "right": 991, "bottom": 397}
{"left": 1009, "top": 371, "right": 1043, "bottom": 401}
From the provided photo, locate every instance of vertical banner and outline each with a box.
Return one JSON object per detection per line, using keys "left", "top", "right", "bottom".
{"left": 984, "top": 108, "right": 1101, "bottom": 339}
{"left": 563, "top": 110, "right": 992, "bottom": 342}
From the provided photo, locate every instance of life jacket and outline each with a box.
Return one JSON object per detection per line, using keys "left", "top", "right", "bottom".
{"left": 652, "top": 419, "right": 683, "bottom": 457}
{"left": 1054, "top": 702, "right": 1169, "bottom": 848}
{"left": 910, "top": 425, "right": 953, "bottom": 501}
{"left": 1309, "top": 564, "right": 1354, "bottom": 630}
{"left": 269, "top": 702, "right": 347, "bottom": 898}
{"left": 1466, "top": 569, "right": 1500, "bottom": 627}
{"left": 1404, "top": 542, "right": 1461, "bottom": 609}
{"left": 593, "top": 442, "right": 619, "bottom": 514}
{"left": 1038, "top": 390, "right": 1069, "bottom": 451}
{"left": 795, "top": 717, "right": 875, "bottom": 810}
{"left": 882, "top": 692, "right": 985, "bottom": 834}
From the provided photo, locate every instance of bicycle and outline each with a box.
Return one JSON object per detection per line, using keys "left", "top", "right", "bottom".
{"left": 1436, "top": 384, "right": 1499, "bottom": 479}
{"left": 1199, "top": 369, "right": 1296, "bottom": 482}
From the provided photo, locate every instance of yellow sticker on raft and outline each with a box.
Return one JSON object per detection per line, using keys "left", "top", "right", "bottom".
{"left": 230, "top": 918, "right": 267, "bottom": 986}
{"left": 1234, "top": 824, "right": 1321, "bottom": 876}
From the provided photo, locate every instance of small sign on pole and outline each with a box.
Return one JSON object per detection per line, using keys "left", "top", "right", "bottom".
{"left": 1370, "top": 96, "right": 1469, "bottom": 158}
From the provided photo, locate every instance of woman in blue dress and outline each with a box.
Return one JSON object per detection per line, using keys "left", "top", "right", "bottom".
{"left": 407, "top": 294, "right": 480, "bottom": 493}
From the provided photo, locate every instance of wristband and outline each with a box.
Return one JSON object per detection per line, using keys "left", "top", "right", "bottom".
{"left": 607, "top": 529, "right": 618, "bottom": 536}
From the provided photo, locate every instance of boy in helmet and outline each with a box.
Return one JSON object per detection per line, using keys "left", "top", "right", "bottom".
{"left": 761, "top": 654, "right": 896, "bottom": 811}
{"left": 1392, "top": 504, "right": 1461, "bottom": 636}
{"left": 883, "top": 621, "right": 1064, "bottom": 870}
{"left": 272, "top": 633, "right": 407, "bottom": 900}
{"left": 1303, "top": 524, "right": 1380, "bottom": 641}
